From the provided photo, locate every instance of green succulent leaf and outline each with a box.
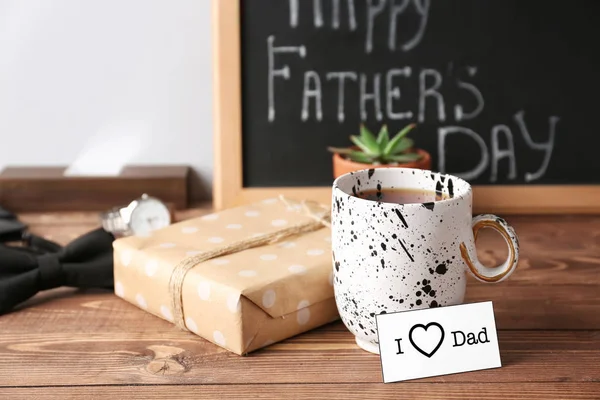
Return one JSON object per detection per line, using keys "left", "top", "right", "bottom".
{"left": 385, "top": 153, "right": 423, "bottom": 163}
{"left": 350, "top": 135, "right": 379, "bottom": 155}
{"left": 376, "top": 125, "right": 390, "bottom": 150}
{"left": 347, "top": 151, "right": 376, "bottom": 164}
{"left": 359, "top": 125, "right": 380, "bottom": 154}
{"left": 384, "top": 123, "right": 416, "bottom": 155}
{"left": 397, "top": 123, "right": 416, "bottom": 139}
{"left": 386, "top": 138, "right": 414, "bottom": 156}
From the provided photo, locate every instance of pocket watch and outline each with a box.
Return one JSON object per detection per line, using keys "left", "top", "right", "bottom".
{"left": 101, "top": 194, "right": 171, "bottom": 237}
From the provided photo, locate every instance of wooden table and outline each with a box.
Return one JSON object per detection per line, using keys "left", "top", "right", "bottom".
{"left": 0, "top": 210, "right": 599, "bottom": 399}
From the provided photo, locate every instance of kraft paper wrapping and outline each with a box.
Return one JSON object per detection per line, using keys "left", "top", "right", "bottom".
{"left": 113, "top": 198, "right": 339, "bottom": 355}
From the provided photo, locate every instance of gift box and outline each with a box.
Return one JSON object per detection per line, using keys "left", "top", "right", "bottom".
{"left": 113, "top": 197, "right": 339, "bottom": 355}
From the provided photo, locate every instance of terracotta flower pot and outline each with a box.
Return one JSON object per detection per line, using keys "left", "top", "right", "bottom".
{"left": 332, "top": 148, "right": 432, "bottom": 179}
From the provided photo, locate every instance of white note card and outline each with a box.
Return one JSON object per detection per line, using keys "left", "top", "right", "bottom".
{"left": 376, "top": 301, "right": 501, "bottom": 383}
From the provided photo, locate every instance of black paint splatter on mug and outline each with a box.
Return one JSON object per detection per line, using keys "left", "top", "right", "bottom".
{"left": 331, "top": 167, "right": 519, "bottom": 352}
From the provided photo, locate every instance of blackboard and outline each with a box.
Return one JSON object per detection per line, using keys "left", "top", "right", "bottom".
{"left": 212, "top": 0, "right": 600, "bottom": 212}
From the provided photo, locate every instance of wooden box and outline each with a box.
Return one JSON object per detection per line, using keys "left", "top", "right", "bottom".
{"left": 0, "top": 165, "right": 189, "bottom": 212}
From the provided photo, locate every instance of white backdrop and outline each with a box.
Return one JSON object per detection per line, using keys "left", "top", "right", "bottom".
{"left": 0, "top": 0, "right": 213, "bottom": 198}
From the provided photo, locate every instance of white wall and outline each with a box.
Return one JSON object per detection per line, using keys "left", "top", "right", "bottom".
{"left": 0, "top": 0, "right": 213, "bottom": 198}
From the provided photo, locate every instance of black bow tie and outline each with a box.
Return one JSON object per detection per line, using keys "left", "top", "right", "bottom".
{"left": 0, "top": 228, "right": 115, "bottom": 315}
{"left": 0, "top": 205, "right": 27, "bottom": 243}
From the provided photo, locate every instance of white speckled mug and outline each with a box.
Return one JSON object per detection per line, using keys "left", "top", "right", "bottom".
{"left": 331, "top": 167, "right": 519, "bottom": 354}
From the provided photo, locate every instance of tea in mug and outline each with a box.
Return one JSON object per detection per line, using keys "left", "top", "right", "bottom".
{"left": 356, "top": 187, "right": 449, "bottom": 205}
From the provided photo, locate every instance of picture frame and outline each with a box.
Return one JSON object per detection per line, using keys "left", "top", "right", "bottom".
{"left": 212, "top": 0, "right": 600, "bottom": 214}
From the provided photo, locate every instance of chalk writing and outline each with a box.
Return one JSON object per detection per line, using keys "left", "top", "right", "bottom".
{"left": 267, "top": 1, "right": 561, "bottom": 183}
{"left": 302, "top": 71, "right": 323, "bottom": 121}
{"left": 437, "top": 111, "right": 558, "bottom": 182}
{"left": 314, "top": 0, "right": 324, "bottom": 27}
{"left": 366, "top": 0, "right": 386, "bottom": 53}
{"left": 332, "top": 0, "right": 357, "bottom": 30}
{"left": 267, "top": 35, "right": 306, "bottom": 122}
{"left": 390, "top": 0, "right": 431, "bottom": 52}
{"left": 438, "top": 126, "right": 489, "bottom": 181}
{"left": 389, "top": 0, "right": 411, "bottom": 51}
{"left": 454, "top": 67, "right": 484, "bottom": 121}
{"left": 419, "top": 69, "right": 446, "bottom": 123}
{"left": 360, "top": 73, "right": 383, "bottom": 121}
{"left": 406, "top": 0, "right": 430, "bottom": 51}
{"left": 327, "top": 71, "right": 358, "bottom": 122}
{"left": 514, "top": 111, "right": 559, "bottom": 182}
{"left": 491, "top": 125, "right": 517, "bottom": 182}
{"left": 386, "top": 67, "right": 413, "bottom": 120}
{"left": 290, "top": 0, "right": 357, "bottom": 30}
{"left": 366, "top": 0, "right": 430, "bottom": 53}
{"left": 289, "top": 0, "right": 299, "bottom": 27}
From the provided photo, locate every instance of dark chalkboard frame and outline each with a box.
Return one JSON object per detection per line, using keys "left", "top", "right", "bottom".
{"left": 212, "top": 0, "right": 600, "bottom": 214}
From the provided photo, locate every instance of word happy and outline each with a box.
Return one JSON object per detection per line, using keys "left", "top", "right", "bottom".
{"left": 267, "top": 0, "right": 560, "bottom": 183}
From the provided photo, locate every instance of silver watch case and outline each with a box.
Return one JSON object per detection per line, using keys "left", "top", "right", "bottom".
{"left": 101, "top": 194, "right": 170, "bottom": 236}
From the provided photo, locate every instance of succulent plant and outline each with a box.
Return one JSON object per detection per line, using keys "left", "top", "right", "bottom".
{"left": 328, "top": 123, "right": 422, "bottom": 164}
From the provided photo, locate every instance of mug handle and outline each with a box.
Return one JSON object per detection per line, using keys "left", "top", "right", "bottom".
{"left": 459, "top": 214, "right": 519, "bottom": 283}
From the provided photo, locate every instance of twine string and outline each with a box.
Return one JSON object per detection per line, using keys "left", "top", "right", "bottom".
{"left": 168, "top": 196, "right": 331, "bottom": 330}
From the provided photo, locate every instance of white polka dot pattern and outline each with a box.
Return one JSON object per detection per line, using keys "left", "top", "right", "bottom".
{"left": 297, "top": 300, "right": 311, "bottom": 325}
{"left": 278, "top": 241, "right": 296, "bottom": 249}
{"left": 113, "top": 202, "right": 335, "bottom": 349}
{"left": 227, "top": 293, "right": 241, "bottom": 313}
{"left": 288, "top": 264, "right": 307, "bottom": 275}
{"left": 271, "top": 219, "right": 287, "bottom": 227}
{"left": 160, "top": 305, "right": 174, "bottom": 322}
{"left": 135, "top": 293, "right": 147, "bottom": 309}
{"left": 185, "top": 317, "right": 198, "bottom": 333}
{"left": 201, "top": 213, "right": 219, "bottom": 221}
{"left": 145, "top": 260, "right": 159, "bottom": 277}
{"left": 115, "top": 281, "right": 125, "bottom": 297}
{"left": 197, "top": 281, "right": 211, "bottom": 300}
{"left": 213, "top": 330, "right": 226, "bottom": 346}
{"left": 120, "top": 251, "right": 133, "bottom": 267}
{"left": 262, "top": 289, "right": 276, "bottom": 308}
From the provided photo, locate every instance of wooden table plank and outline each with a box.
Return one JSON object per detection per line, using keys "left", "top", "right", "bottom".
{"left": 3, "top": 290, "right": 600, "bottom": 342}
{"left": 16, "top": 212, "right": 600, "bottom": 286}
{"left": 0, "top": 310, "right": 598, "bottom": 387}
{"left": 0, "top": 210, "right": 598, "bottom": 397}
{"left": 1, "top": 383, "right": 599, "bottom": 400}
{"left": 3, "top": 279, "right": 599, "bottom": 334}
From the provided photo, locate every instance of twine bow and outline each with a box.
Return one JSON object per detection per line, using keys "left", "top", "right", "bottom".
{"left": 168, "top": 196, "right": 331, "bottom": 330}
